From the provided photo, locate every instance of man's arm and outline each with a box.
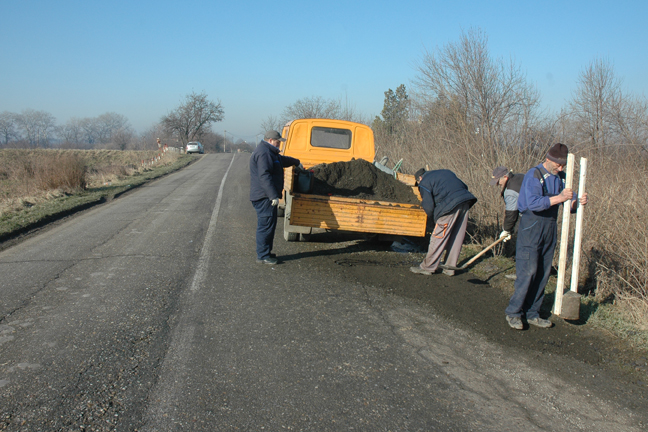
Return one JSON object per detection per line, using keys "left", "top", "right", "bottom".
{"left": 257, "top": 152, "right": 280, "bottom": 200}
{"left": 549, "top": 188, "right": 573, "bottom": 207}
{"left": 280, "top": 155, "right": 301, "bottom": 168}
{"left": 502, "top": 192, "right": 519, "bottom": 231}
{"left": 418, "top": 186, "right": 435, "bottom": 220}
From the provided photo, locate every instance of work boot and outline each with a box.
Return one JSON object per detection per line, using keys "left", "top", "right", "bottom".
{"left": 410, "top": 266, "right": 432, "bottom": 276}
{"left": 506, "top": 315, "right": 523, "bottom": 330}
{"left": 256, "top": 257, "right": 278, "bottom": 265}
{"left": 527, "top": 317, "right": 553, "bottom": 328}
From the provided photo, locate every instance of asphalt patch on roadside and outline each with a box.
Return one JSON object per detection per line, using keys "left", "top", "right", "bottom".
{"left": 284, "top": 230, "right": 648, "bottom": 405}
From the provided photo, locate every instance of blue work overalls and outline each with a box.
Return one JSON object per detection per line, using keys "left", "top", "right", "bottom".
{"left": 505, "top": 167, "right": 563, "bottom": 320}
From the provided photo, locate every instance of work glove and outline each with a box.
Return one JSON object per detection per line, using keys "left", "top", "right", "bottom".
{"left": 499, "top": 230, "right": 512, "bottom": 242}
{"left": 270, "top": 198, "right": 279, "bottom": 207}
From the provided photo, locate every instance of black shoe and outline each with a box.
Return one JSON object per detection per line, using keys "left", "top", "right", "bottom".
{"left": 256, "top": 257, "right": 278, "bottom": 265}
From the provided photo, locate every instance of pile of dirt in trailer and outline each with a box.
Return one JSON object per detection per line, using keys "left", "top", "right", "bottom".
{"left": 309, "top": 159, "right": 420, "bottom": 205}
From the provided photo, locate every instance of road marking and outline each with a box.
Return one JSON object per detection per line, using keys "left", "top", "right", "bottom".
{"left": 190, "top": 154, "right": 236, "bottom": 292}
{"left": 142, "top": 154, "right": 236, "bottom": 431}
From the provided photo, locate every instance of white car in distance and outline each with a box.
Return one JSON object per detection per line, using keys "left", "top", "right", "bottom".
{"left": 186, "top": 142, "right": 204, "bottom": 154}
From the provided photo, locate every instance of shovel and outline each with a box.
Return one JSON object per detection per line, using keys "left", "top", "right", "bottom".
{"left": 439, "top": 236, "right": 506, "bottom": 271}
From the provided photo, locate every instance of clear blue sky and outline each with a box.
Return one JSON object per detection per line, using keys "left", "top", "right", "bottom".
{"left": 2, "top": 0, "right": 646, "bottom": 143}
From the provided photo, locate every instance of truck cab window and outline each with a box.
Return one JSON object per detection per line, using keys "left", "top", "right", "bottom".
{"left": 311, "top": 127, "right": 352, "bottom": 149}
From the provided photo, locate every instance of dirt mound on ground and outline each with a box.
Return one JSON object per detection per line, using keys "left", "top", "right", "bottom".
{"left": 310, "top": 159, "right": 420, "bottom": 205}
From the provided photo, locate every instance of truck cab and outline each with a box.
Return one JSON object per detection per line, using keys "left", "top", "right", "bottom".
{"left": 280, "top": 119, "right": 375, "bottom": 168}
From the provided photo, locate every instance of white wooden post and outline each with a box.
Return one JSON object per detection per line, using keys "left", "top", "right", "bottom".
{"left": 553, "top": 154, "right": 575, "bottom": 316}
{"left": 570, "top": 158, "right": 587, "bottom": 293}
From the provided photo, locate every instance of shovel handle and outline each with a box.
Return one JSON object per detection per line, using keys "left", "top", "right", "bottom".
{"left": 440, "top": 236, "right": 506, "bottom": 271}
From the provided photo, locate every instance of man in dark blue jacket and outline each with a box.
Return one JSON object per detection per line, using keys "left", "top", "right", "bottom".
{"left": 505, "top": 143, "right": 588, "bottom": 330}
{"left": 410, "top": 169, "right": 477, "bottom": 276}
{"left": 249, "top": 130, "right": 301, "bottom": 264}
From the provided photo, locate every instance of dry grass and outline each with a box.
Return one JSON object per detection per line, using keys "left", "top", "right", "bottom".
{"left": 0, "top": 149, "right": 181, "bottom": 217}
{"left": 375, "top": 121, "right": 648, "bottom": 343}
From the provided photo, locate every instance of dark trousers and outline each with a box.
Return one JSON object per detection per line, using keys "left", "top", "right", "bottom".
{"left": 505, "top": 211, "right": 557, "bottom": 320}
{"left": 251, "top": 198, "right": 277, "bottom": 260}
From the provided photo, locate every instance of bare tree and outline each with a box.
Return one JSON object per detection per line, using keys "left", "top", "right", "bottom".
{"left": 14, "top": 109, "right": 57, "bottom": 147}
{"left": 60, "top": 117, "right": 86, "bottom": 147}
{"left": 95, "top": 112, "right": 132, "bottom": 145}
{"left": 279, "top": 95, "right": 369, "bottom": 126}
{"left": 569, "top": 58, "right": 626, "bottom": 152}
{"left": 281, "top": 96, "right": 342, "bottom": 122}
{"left": 136, "top": 123, "right": 171, "bottom": 150}
{"left": 412, "top": 27, "right": 540, "bottom": 150}
{"left": 161, "top": 91, "right": 224, "bottom": 145}
{"left": 260, "top": 115, "right": 284, "bottom": 134}
{"left": 615, "top": 95, "right": 648, "bottom": 149}
{"left": 0, "top": 111, "right": 20, "bottom": 146}
{"left": 111, "top": 127, "right": 134, "bottom": 150}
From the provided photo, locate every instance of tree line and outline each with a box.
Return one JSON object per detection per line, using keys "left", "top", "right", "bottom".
{"left": 0, "top": 91, "right": 232, "bottom": 152}
{"left": 0, "top": 110, "right": 137, "bottom": 150}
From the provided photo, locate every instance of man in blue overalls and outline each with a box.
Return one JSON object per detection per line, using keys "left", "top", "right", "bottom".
{"left": 505, "top": 143, "right": 589, "bottom": 330}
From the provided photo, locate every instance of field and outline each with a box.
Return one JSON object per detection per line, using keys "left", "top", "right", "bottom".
{"left": 0, "top": 148, "right": 195, "bottom": 242}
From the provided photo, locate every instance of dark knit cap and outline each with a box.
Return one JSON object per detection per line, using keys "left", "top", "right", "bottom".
{"left": 489, "top": 166, "right": 509, "bottom": 186}
{"left": 546, "top": 143, "right": 568, "bottom": 165}
{"left": 414, "top": 168, "right": 426, "bottom": 179}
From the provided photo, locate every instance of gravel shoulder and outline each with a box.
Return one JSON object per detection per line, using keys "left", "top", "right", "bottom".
{"left": 276, "top": 230, "right": 648, "bottom": 422}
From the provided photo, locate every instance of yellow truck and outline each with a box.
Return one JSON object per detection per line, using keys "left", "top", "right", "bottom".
{"left": 279, "top": 118, "right": 427, "bottom": 241}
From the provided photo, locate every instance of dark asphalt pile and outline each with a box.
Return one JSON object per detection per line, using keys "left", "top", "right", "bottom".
{"left": 309, "top": 159, "right": 420, "bottom": 204}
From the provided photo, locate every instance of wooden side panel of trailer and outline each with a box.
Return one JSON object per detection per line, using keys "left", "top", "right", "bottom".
{"left": 289, "top": 194, "right": 427, "bottom": 237}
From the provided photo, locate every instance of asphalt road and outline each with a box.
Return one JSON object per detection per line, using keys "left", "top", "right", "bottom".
{"left": 1, "top": 153, "right": 646, "bottom": 431}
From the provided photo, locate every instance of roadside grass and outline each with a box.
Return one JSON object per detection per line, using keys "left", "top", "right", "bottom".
{"left": 0, "top": 149, "right": 196, "bottom": 241}
{"left": 461, "top": 243, "right": 648, "bottom": 354}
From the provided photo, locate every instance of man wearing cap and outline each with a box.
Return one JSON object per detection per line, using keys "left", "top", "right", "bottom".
{"left": 249, "top": 130, "right": 301, "bottom": 264}
{"left": 490, "top": 166, "right": 524, "bottom": 258}
{"left": 505, "top": 143, "right": 588, "bottom": 330}
{"left": 410, "top": 168, "right": 477, "bottom": 277}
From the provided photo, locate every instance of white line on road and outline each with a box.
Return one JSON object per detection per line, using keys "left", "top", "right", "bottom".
{"left": 142, "top": 154, "right": 236, "bottom": 431}
{"left": 190, "top": 154, "right": 236, "bottom": 292}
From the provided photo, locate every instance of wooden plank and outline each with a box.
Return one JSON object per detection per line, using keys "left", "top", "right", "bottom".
{"left": 554, "top": 154, "right": 575, "bottom": 317}
{"left": 292, "top": 205, "right": 424, "bottom": 218}
{"left": 292, "top": 207, "right": 425, "bottom": 223}
{"left": 570, "top": 158, "right": 587, "bottom": 293}
{"left": 396, "top": 172, "right": 417, "bottom": 186}
{"left": 291, "top": 214, "right": 425, "bottom": 228}
{"left": 291, "top": 214, "right": 424, "bottom": 228}
{"left": 293, "top": 194, "right": 422, "bottom": 208}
